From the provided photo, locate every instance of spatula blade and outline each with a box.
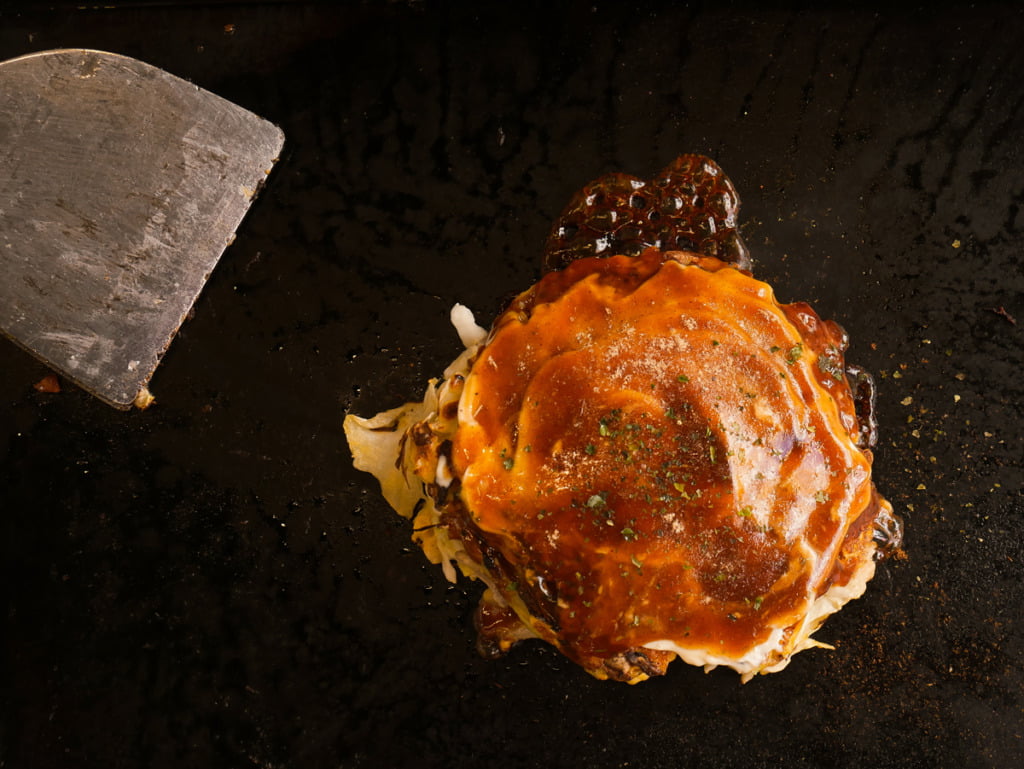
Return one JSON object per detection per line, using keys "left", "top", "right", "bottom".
{"left": 0, "top": 49, "right": 284, "bottom": 408}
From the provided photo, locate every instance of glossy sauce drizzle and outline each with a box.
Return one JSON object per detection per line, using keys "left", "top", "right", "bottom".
{"left": 449, "top": 250, "right": 894, "bottom": 669}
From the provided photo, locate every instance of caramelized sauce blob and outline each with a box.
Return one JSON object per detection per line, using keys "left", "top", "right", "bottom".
{"left": 450, "top": 250, "right": 895, "bottom": 675}
{"left": 543, "top": 155, "right": 751, "bottom": 273}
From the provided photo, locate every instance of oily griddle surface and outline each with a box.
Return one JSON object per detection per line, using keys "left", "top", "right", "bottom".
{"left": 1, "top": 3, "right": 1021, "bottom": 768}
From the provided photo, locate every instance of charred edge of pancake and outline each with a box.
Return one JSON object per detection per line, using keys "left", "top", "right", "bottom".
{"left": 845, "top": 363, "right": 879, "bottom": 450}
{"left": 601, "top": 648, "right": 676, "bottom": 682}
{"left": 871, "top": 499, "right": 905, "bottom": 561}
{"left": 445, "top": 496, "right": 563, "bottom": 635}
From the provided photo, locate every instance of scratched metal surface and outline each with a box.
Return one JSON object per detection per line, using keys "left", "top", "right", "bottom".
{"left": 1, "top": 3, "right": 1022, "bottom": 768}
{"left": 0, "top": 49, "right": 283, "bottom": 407}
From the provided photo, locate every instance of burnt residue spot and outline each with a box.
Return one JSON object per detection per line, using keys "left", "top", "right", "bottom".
{"left": 846, "top": 363, "right": 879, "bottom": 449}
{"left": 441, "top": 399, "right": 459, "bottom": 421}
{"left": 872, "top": 504, "right": 905, "bottom": 561}
{"left": 600, "top": 647, "right": 674, "bottom": 681}
{"left": 77, "top": 52, "right": 102, "bottom": 79}
{"left": 408, "top": 421, "right": 434, "bottom": 447}
{"left": 623, "top": 649, "right": 668, "bottom": 677}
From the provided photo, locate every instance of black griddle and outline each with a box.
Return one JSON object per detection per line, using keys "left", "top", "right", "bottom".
{"left": 2, "top": 3, "right": 1022, "bottom": 768}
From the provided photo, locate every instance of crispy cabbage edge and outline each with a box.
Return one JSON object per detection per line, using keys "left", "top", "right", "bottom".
{"left": 343, "top": 305, "right": 489, "bottom": 586}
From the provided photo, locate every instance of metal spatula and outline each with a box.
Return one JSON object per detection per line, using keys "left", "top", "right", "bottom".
{"left": 0, "top": 49, "right": 284, "bottom": 408}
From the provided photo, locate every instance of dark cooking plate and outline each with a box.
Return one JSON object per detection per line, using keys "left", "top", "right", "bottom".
{"left": 1, "top": 3, "right": 1021, "bottom": 768}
